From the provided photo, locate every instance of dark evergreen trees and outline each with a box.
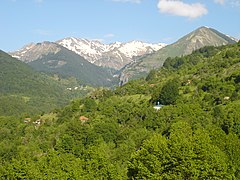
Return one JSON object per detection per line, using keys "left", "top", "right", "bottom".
{"left": 159, "top": 79, "right": 179, "bottom": 105}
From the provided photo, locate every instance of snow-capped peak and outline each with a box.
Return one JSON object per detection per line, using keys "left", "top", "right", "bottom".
{"left": 56, "top": 37, "right": 166, "bottom": 68}
{"left": 56, "top": 37, "right": 107, "bottom": 63}
{"left": 11, "top": 37, "right": 166, "bottom": 70}
{"left": 117, "top": 40, "right": 166, "bottom": 58}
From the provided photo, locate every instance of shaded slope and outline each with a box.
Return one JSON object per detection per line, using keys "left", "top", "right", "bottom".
{"left": 28, "top": 44, "right": 117, "bottom": 87}
{"left": 0, "top": 50, "right": 70, "bottom": 115}
{"left": 11, "top": 42, "right": 118, "bottom": 87}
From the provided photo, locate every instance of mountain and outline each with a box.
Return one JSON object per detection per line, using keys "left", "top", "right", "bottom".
{"left": 10, "top": 41, "right": 117, "bottom": 87}
{"left": 56, "top": 38, "right": 166, "bottom": 70}
{"left": 0, "top": 50, "right": 72, "bottom": 115}
{"left": 10, "top": 42, "right": 59, "bottom": 63}
{"left": 120, "top": 26, "right": 238, "bottom": 82}
{"left": 2, "top": 43, "right": 240, "bottom": 179}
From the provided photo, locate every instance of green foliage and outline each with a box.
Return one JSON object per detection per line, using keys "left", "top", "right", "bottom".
{"left": 0, "top": 50, "right": 94, "bottom": 115}
{"left": 145, "top": 69, "right": 157, "bottom": 81}
{"left": 158, "top": 79, "right": 180, "bottom": 105}
{"left": 1, "top": 43, "right": 240, "bottom": 179}
{"left": 122, "top": 27, "right": 238, "bottom": 80}
{"left": 29, "top": 48, "right": 118, "bottom": 87}
{"left": 128, "top": 121, "right": 231, "bottom": 179}
{"left": 163, "top": 56, "right": 184, "bottom": 69}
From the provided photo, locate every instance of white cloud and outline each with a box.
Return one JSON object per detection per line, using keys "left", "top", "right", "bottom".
{"left": 157, "top": 0, "right": 208, "bottom": 19}
{"left": 112, "top": 0, "right": 142, "bottom": 3}
{"left": 214, "top": 0, "right": 225, "bottom": 4}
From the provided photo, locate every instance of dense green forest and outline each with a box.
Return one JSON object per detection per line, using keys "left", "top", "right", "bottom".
{"left": 1, "top": 42, "right": 240, "bottom": 179}
{"left": 0, "top": 50, "right": 93, "bottom": 116}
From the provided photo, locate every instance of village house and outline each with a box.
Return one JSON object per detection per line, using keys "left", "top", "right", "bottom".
{"left": 23, "top": 118, "right": 31, "bottom": 123}
{"left": 79, "top": 116, "right": 89, "bottom": 124}
{"left": 153, "top": 101, "right": 164, "bottom": 111}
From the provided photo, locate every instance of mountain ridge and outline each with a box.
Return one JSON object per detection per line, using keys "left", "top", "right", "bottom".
{"left": 9, "top": 26, "right": 238, "bottom": 87}
{"left": 12, "top": 41, "right": 118, "bottom": 87}
{"left": 10, "top": 41, "right": 61, "bottom": 63}
{"left": 120, "top": 26, "right": 238, "bottom": 83}
{"left": 56, "top": 38, "right": 166, "bottom": 70}
{"left": 11, "top": 38, "right": 166, "bottom": 70}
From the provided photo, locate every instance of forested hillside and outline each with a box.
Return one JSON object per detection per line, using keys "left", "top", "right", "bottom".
{"left": 121, "top": 26, "right": 237, "bottom": 81}
{"left": 1, "top": 42, "right": 240, "bottom": 179}
{"left": 0, "top": 50, "right": 91, "bottom": 116}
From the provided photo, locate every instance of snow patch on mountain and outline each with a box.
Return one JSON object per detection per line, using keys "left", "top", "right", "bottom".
{"left": 57, "top": 37, "right": 166, "bottom": 69}
{"left": 226, "top": 34, "right": 239, "bottom": 42}
{"left": 58, "top": 37, "right": 105, "bottom": 63}
{"left": 117, "top": 40, "right": 164, "bottom": 58}
{"left": 11, "top": 37, "right": 166, "bottom": 70}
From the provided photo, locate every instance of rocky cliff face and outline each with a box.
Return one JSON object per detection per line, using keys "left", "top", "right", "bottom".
{"left": 10, "top": 42, "right": 62, "bottom": 63}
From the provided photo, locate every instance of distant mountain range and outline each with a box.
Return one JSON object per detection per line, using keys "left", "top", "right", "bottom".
{"left": 11, "top": 39, "right": 165, "bottom": 70}
{"left": 119, "top": 26, "right": 238, "bottom": 83}
{"left": 9, "top": 26, "right": 238, "bottom": 87}
{"left": 11, "top": 42, "right": 118, "bottom": 87}
{"left": 57, "top": 38, "right": 166, "bottom": 70}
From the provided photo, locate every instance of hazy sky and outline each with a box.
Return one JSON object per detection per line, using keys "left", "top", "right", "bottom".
{"left": 1, "top": 0, "right": 240, "bottom": 51}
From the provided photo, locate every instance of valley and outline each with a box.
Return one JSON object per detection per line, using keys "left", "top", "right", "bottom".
{"left": 1, "top": 0, "right": 240, "bottom": 178}
{"left": 1, "top": 41, "right": 240, "bottom": 179}
{"left": 9, "top": 27, "right": 238, "bottom": 89}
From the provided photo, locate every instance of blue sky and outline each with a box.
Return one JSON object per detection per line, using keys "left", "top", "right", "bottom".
{"left": 1, "top": 0, "right": 240, "bottom": 52}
